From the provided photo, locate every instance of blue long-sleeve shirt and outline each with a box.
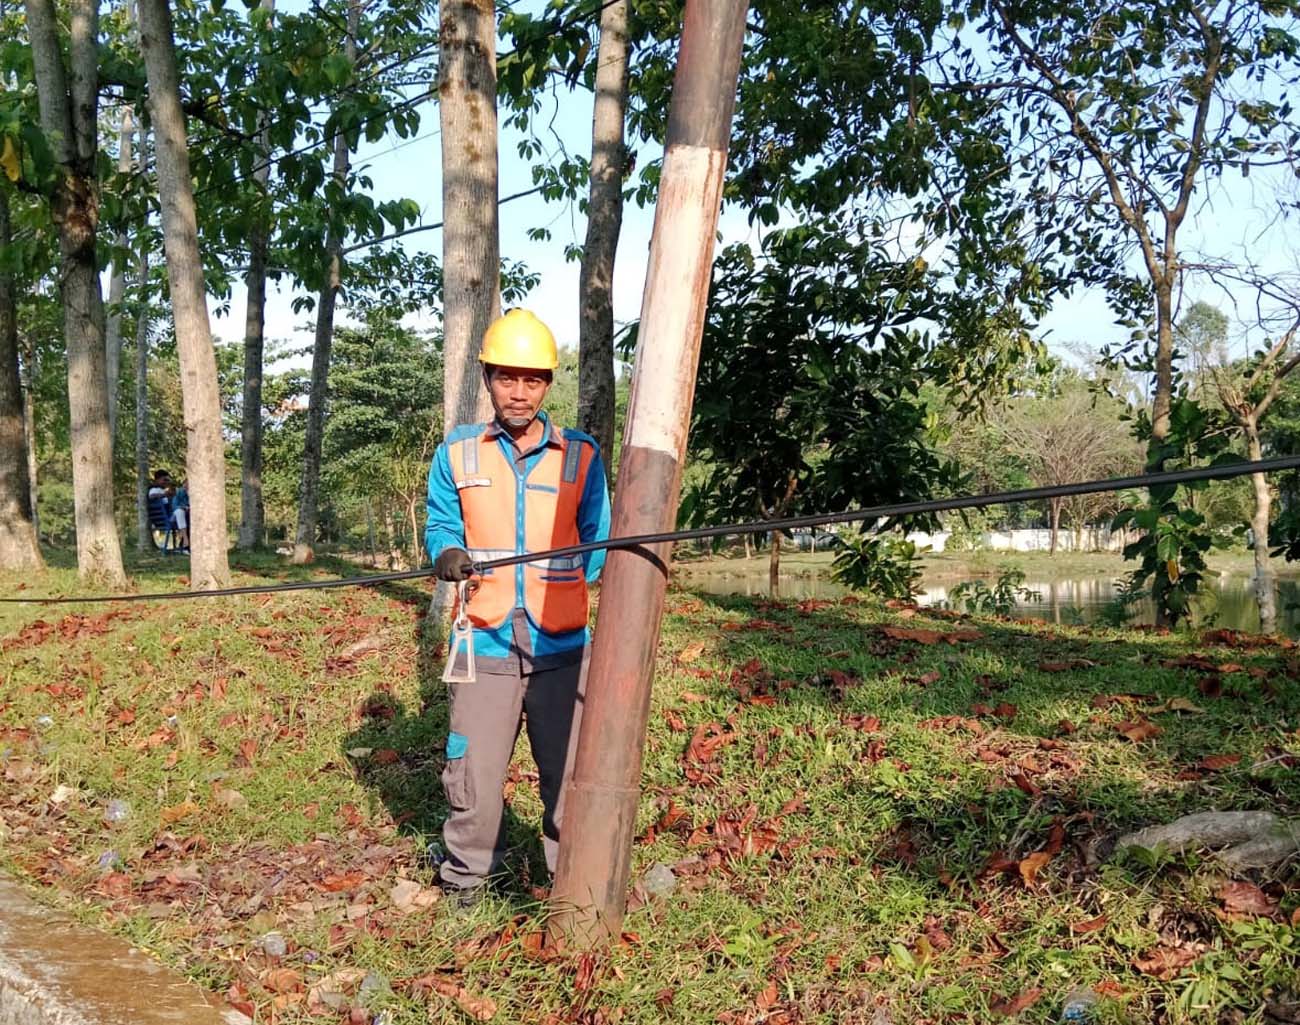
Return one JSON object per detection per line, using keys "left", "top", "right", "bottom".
{"left": 425, "top": 412, "right": 611, "bottom": 671}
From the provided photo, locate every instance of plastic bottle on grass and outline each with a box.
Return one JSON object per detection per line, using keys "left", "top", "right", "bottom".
{"left": 103, "top": 799, "right": 130, "bottom": 824}
{"left": 1060, "top": 988, "right": 1099, "bottom": 1022}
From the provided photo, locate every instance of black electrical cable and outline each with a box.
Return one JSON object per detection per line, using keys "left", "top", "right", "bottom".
{"left": 4, "top": 454, "right": 1299, "bottom": 605}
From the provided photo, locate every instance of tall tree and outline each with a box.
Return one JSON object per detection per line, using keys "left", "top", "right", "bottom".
{"left": 239, "top": 0, "right": 274, "bottom": 551}
{"left": 0, "top": 183, "right": 43, "bottom": 569}
{"left": 133, "top": 244, "right": 151, "bottom": 550}
{"left": 292, "top": 0, "right": 359, "bottom": 565}
{"left": 576, "top": 0, "right": 629, "bottom": 459}
{"left": 439, "top": 0, "right": 499, "bottom": 436}
{"left": 24, "top": 0, "right": 126, "bottom": 585}
{"left": 103, "top": 106, "right": 134, "bottom": 450}
{"left": 962, "top": 0, "right": 1299, "bottom": 457}
{"left": 1205, "top": 284, "right": 1300, "bottom": 634}
{"left": 138, "top": 0, "right": 231, "bottom": 589}
{"left": 998, "top": 373, "right": 1142, "bottom": 554}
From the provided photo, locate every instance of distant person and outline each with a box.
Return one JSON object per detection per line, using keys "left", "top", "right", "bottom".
{"left": 147, "top": 470, "right": 174, "bottom": 547}
{"left": 171, "top": 478, "right": 191, "bottom": 552}
{"left": 425, "top": 309, "right": 611, "bottom": 910}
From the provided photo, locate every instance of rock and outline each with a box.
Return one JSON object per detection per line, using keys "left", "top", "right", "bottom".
{"left": 641, "top": 862, "right": 677, "bottom": 898}
{"left": 259, "top": 931, "right": 288, "bottom": 957}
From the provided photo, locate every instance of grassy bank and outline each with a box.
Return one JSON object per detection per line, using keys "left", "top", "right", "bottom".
{"left": 1, "top": 554, "right": 1298, "bottom": 1023}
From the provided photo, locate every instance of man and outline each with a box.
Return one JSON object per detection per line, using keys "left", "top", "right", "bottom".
{"left": 425, "top": 309, "right": 611, "bottom": 908}
{"left": 146, "top": 470, "right": 173, "bottom": 548}
{"left": 171, "top": 477, "right": 191, "bottom": 552}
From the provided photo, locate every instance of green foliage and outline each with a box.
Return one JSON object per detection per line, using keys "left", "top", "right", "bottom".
{"left": 830, "top": 534, "right": 924, "bottom": 600}
{"left": 1112, "top": 395, "right": 1238, "bottom": 627}
{"left": 1096, "top": 574, "right": 1150, "bottom": 629}
{"left": 681, "top": 221, "right": 965, "bottom": 542}
{"left": 946, "top": 569, "right": 1041, "bottom": 617}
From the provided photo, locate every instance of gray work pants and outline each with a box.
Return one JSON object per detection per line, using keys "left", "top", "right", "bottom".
{"left": 439, "top": 655, "right": 587, "bottom": 890}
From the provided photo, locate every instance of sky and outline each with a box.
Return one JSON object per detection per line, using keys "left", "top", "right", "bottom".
{"left": 204, "top": 2, "right": 1298, "bottom": 373}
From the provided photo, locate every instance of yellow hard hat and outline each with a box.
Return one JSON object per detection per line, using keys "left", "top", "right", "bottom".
{"left": 479, "top": 309, "right": 558, "bottom": 370}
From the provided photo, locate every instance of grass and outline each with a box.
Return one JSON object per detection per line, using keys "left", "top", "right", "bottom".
{"left": 2, "top": 551, "right": 1299, "bottom": 1024}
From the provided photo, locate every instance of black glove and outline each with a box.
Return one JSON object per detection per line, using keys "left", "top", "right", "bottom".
{"left": 433, "top": 546, "right": 475, "bottom": 582}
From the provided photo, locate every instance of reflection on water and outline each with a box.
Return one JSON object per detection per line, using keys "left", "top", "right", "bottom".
{"left": 678, "top": 565, "right": 1300, "bottom": 637}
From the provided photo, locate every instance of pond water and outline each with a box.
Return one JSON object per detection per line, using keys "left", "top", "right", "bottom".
{"left": 676, "top": 564, "right": 1300, "bottom": 637}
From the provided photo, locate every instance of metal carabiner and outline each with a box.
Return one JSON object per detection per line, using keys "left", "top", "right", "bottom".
{"left": 441, "top": 578, "right": 477, "bottom": 684}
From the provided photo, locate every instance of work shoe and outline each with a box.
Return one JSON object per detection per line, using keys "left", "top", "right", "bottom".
{"left": 439, "top": 883, "right": 487, "bottom": 915}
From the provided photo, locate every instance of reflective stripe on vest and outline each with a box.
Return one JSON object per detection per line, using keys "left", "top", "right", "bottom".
{"left": 450, "top": 429, "right": 594, "bottom": 633}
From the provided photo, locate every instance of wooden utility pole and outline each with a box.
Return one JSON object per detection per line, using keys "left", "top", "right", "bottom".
{"left": 547, "top": 0, "right": 750, "bottom": 949}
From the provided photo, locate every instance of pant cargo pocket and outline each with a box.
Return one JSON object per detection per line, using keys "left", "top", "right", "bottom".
{"left": 442, "top": 732, "right": 473, "bottom": 811}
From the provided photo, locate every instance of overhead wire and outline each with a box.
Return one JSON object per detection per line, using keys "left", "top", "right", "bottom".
{"left": 5, "top": 455, "right": 1300, "bottom": 605}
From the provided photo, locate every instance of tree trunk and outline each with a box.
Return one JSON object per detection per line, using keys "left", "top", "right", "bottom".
{"left": 134, "top": 244, "right": 152, "bottom": 551}
{"left": 104, "top": 105, "right": 134, "bottom": 452}
{"left": 21, "top": 337, "right": 39, "bottom": 538}
{"left": 1246, "top": 427, "right": 1277, "bottom": 633}
{"left": 1149, "top": 278, "right": 1176, "bottom": 627}
{"left": 292, "top": 0, "right": 357, "bottom": 565}
{"left": 407, "top": 493, "right": 421, "bottom": 567}
{"left": 139, "top": 0, "right": 231, "bottom": 590}
{"left": 1048, "top": 497, "right": 1060, "bottom": 555}
{"left": 439, "top": 0, "right": 499, "bottom": 435}
{"left": 238, "top": 0, "right": 274, "bottom": 552}
{"left": 25, "top": 0, "right": 127, "bottom": 586}
{"left": 743, "top": 532, "right": 752, "bottom": 559}
{"left": 1151, "top": 279, "right": 1175, "bottom": 452}
{"left": 365, "top": 500, "right": 376, "bottom": 565}
{"left": 0, "top": 186, "right": 43, "bottom": 570}
{"left": 576, "top": 0, "right": 629, "bottom": 461}
{"left": 768, "top": 530, "right": 781, "bottom": 598}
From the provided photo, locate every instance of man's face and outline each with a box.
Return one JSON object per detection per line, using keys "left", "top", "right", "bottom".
{"left": 487, "top": 365, "right": 552, "bottom": 428}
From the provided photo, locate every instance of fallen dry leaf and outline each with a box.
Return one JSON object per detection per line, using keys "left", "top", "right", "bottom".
{"left": 1070, "top": 914, "right": 1109, "bottom": 934}
{"left": 160, "top": 799, "right": 200, "bottom": 825}
{"left": 756, "top": 981, "right": 779, "bottom": 1011}
{"left": 1018, "top": 851, "right": 1052, "bottom": 889}
{"left": 319, "top": 871, "right": 367, "bottom": 893}
{"left": 1199, "top": 753, "right": 1241, "bottom": 771}
{"left": 991, "top": 988, "right": 1042, "bottom": 1016}
{"left": 678, "top": 641, "right": 707, "bottom": 664}
{"left": 262, "top": 967, "right": 303, "bottom": 994}
{"left": 882, "top": 625, "right": 981, "bottom": 645}
{"left": 680, "top": 691, "right": 708, "bottom": 703}
{"left": 1220, "top": 881, "right": 1277, "bottom": 917}
{"left": 1163, "top": 697, "right": 1205, "bottom": 714}
{"left": 433, "top": 979, "right": 497, "bottom": 1021}
{"left": 1133, "top": 945, "right": 1198, "bottom": 979}
{"left": 390, "top": 878, "right": 439, "bottom": 914}
{"left": 1116, "top": 718, "right": 1162, "bottom": 743}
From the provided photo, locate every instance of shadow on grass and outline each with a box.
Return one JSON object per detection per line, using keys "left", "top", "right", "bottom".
{"left": 343, "top": 583, "right": 552, "bottom": 909}
{"left": 663, "top": 588, "right": 1300, "bottom": 885}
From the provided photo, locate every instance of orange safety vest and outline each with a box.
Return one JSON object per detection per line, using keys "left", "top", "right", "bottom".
{"left": 449, "top": 425, "right": 596, "bottom": 634}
